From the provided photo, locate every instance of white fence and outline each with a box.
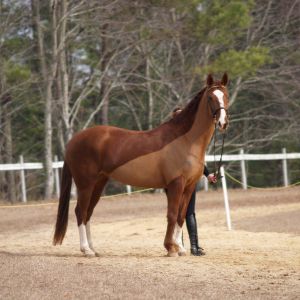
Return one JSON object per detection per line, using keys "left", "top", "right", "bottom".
{"left": 1, "top": 148, "right": 300, "bottom": 203}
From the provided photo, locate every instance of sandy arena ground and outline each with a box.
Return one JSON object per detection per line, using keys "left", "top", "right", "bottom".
{"left": 0, "top": 187, "right": 299, "bottom": 299}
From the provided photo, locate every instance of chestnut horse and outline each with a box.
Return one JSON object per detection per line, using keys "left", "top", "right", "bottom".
{"left": 53, "top": 73, "right": 229, "bottom": 257}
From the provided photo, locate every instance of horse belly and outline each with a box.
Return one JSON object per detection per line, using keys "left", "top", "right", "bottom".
{"left": 109, "top": 153, "right": 164, "bottom": 188}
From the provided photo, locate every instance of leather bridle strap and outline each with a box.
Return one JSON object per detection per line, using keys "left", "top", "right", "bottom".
{"left": 207, "top": 96, "right": 227, "bottom": 119}
{"left": 206, "top": 86, "right": 227, "bottom": 179}
{"left": 206, "top": 86, "right": 227, "bottom": 119}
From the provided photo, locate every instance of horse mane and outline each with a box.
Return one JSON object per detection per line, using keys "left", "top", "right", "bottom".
{"left": 169, "top": 87, "right": 206, "bottom": 127}
{"left": 145, "top": 86, "right": 207, "bottom": 141}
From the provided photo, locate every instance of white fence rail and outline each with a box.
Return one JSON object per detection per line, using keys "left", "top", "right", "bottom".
{"left": 1, "top": 148, "right": 300, "bottom": 203}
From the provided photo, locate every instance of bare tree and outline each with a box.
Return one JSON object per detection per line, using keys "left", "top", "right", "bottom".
{"left": 32, "top": 0, "right": 59, "bottom": 199}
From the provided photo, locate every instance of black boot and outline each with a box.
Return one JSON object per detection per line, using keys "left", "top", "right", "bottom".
{"left": 186, "top": 213, "right": 205, "bottom": 256}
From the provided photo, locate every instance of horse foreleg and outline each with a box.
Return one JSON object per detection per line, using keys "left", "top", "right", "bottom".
{"left": 164, "top": 176, "right": 185, "bottom": 257}
{"left": 175, "top": 184, "right": 196, "bottom": 256}
{"left": 85, "top": 221, "right": 95, "bottom": 254}
{"left": 177, "top": 184, "right": 196, "bottom": 227}
{"left": 173, "top": 222, "right": 186, "bottom": 256}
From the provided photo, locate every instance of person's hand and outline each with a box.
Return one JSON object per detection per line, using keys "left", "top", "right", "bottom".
{"left": 207, "top": 173, "right": 217, "bottom": 184}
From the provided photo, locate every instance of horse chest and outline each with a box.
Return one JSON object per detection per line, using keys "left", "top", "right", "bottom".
{"left": 181, "top": 155, "right": 203, "bottom": 178}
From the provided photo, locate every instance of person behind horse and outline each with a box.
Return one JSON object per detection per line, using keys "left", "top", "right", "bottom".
{"left": 172, "top": 107, "right": 217, "bottom": 256}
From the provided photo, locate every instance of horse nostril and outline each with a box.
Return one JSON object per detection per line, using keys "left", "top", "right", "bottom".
{"left": 219, "top": 121, "right": 228, "bottom": 131}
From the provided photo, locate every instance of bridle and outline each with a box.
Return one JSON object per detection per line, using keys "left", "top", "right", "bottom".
{"left": 206, "top": 86, "right": 228, "bottom": 179}
{"left": 206, "top": 85, "right": 228, "bottom": 118}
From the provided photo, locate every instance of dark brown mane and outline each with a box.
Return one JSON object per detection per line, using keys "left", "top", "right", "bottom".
{"left": 170, "top": 87, "right": 206, "bottom": 127}
{"left": 145, "top": 87, "right": 207, "bottom": 142}
{"left": 143, "top": 86, "right": 208, "bottom": 144}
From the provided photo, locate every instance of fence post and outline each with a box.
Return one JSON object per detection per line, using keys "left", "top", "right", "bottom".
{"left": 54, "top": 155, "right": 60, "bottom": 199}
{"left": 282, "top": 148, "right": 289, "bottom": 187}
{"left": 19, "top": 155, "right": 27, "bottom": 203}
{"left": 220, "top": 166, "right": 232, "bottom": 230}
{"left": 240, "top": 149, "right": 247, "bottom": 190}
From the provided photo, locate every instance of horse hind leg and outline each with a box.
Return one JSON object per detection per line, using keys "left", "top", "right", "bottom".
{"left": 86, "top": 175, "right": 108, "bottom": 256}
{"left": 75, "top": 184, "right": 96, "bottom": 257}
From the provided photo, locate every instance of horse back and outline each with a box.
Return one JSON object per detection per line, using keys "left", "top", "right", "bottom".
{"left": 65, "top": 125, "right": 171, "bottom": 178}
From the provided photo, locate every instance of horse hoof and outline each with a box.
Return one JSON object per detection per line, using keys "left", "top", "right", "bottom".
{"left": 167, "top": 251, "right": 179, "bottom": 257}
{"left": 90, "top": 247, "right": 100, "bottom": 257}
{"left": 84, "top": 251, "right": 95, "bottom": 257}
{"left": 178, "top": 246, "right": 187, "bottom": 256}
{"left": 81, "top": 248, "right": 95, "bottom": 257}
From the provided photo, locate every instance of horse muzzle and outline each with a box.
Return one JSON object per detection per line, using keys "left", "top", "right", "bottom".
{"left": 218, "top": 118, "right": 229, "bottom": 132}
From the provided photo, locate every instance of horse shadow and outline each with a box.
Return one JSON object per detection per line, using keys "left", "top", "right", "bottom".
{"left": 0, "top": 250, "right": 169, "bottom": 259}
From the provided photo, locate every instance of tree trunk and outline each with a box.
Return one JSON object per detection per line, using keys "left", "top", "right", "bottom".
{"left": 58, "top": 0, "right": 72, "bottom": 141}
{"left": 2, "top": 94, "right": 16, "bottom": 203}
{"left": 0, "top": 64, "right": 15, "bottom": 203}
{"left": 100, "top": 87, "right": 109, "bottom": 125}
{"left": 146, "top": 56, "right": 154, "bottom": 129}
{"left": 32, "top": 0, "right": 59, "bottom": 199}
{"left": 0, "top": 64, "right": 6, "bottom": 199}
{"left": 99, "top": 24, "right": 109, "bottom": 125}
{"left": 4, "top": 116, "right": 16, "bottom": 203}
{"left": 44, "top": 83, "right": 54, "bottom": 200}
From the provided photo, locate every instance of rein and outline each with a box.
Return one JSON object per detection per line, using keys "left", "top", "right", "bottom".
{"left": 212, "top": 121, "right": 226, "bottom": 179}
{"left": 206, "top": 87, "right": 227, "bottom": 179}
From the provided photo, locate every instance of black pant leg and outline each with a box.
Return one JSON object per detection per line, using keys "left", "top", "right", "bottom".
{"left": 186, "top": 189, "right": 196, "bottom": 217}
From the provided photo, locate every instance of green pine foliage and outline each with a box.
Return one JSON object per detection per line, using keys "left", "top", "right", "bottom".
{"left": 0, "top": 0, "right": 299, "bottom": 198}
{"left": 203, "top": 47, "right": 271, "bottom": 79}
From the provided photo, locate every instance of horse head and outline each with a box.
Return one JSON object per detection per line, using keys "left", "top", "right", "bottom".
{"left": 205, "top": 73, "right": 229, "bottom": 132}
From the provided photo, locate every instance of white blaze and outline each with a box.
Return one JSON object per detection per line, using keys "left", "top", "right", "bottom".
{"left": 213, "top": 89, "right": 226, "bottom": 126}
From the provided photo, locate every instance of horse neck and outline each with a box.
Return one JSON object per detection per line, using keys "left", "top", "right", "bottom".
{"left": 185, "top": 96, "right": 215, "bottom": 151}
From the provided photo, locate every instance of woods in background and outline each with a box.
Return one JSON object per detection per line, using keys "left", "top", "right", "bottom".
{"left": 0, "top": 0, "right": 299, "bottom": 200}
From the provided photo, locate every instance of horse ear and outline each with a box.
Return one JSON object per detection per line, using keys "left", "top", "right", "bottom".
{"left": 221, "top": 72, "right": 228, "bottom": 86}
{"left": 206, "top": 74, "right": 214, "bottom": 86}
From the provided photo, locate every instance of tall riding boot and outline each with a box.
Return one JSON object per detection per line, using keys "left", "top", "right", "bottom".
{"left": 186, "top": 213, "right": 205, "bottom": 256}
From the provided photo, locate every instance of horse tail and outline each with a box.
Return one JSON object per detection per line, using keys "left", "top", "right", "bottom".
{"left": 53, "top": 162, "right": 72, "bottom": 245}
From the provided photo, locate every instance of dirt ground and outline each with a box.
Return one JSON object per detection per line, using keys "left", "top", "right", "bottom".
{"left": 0, "top": 187, "right": 299, "bottom": 300}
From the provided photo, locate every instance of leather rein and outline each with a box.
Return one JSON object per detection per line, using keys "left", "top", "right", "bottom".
{"left": 207, "top": 86, "right": 227, "bottom": 179}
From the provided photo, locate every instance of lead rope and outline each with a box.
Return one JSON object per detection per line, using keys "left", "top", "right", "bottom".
{"left": 213, "top": 119, "right": 226, "bottom": 179}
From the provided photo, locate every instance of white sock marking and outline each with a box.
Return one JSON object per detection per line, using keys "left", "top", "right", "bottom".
{"left": 79, "top": 224, "right": 92, "bottom": 253}
{"left": 173, "top": 223, "right": 186, "bottom": 253}
{"left": 86, "top": 221, "right": 94, "bottom": 250}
